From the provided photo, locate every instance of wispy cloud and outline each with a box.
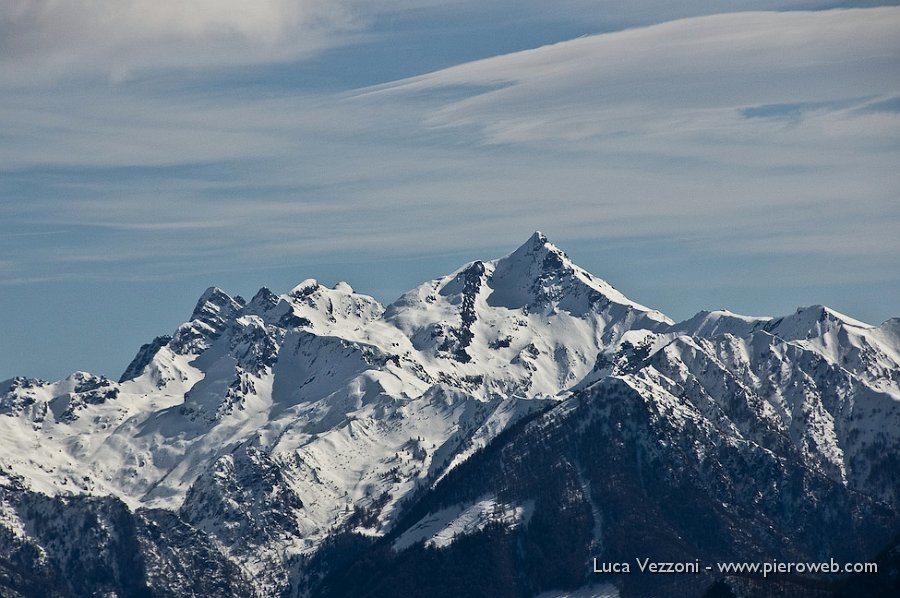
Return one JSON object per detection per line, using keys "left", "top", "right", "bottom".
{"left": 2, "top": 1, "right": 875, "bottom": 87}
{"left": 348, "top": 8, "right": 900, "bottom": 257}
{"left": 4, "top": 9, "right": 897, "bottom": 258}
{"left": 0, "top": 0, "right": 364, "bottom": 85}
{"left": 370, "top": 8, "right": 900, "bottom": 142}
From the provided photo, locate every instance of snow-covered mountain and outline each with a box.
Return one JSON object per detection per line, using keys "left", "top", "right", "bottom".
{"left": 1, "top": 233, "right": 898, "bottom": 597}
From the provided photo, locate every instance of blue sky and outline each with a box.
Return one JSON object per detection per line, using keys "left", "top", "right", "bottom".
{"left": 2, "top": 1, "right": 899, "bottom": 382}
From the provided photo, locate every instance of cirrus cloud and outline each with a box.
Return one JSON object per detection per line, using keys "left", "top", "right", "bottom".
{"left": 0, "top": 0, "right": 362, "bottom": 84}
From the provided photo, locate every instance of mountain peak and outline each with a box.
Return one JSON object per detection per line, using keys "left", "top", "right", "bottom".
{"left": 487, "top": 233, "right": 669, "bottom": 325}
{"left": 509, "top": 231, "right": 560, "bottom": 262}
{"left": 797, "top": 305, "right": 871, "bottom": 328}
{"left": 191, "top": 287, "right": 244, "bottom": 324}
{"left": 247, "top": 287, "right": 280, "bottom": 313}
{"left": 763, "top": 304, "right": 874, "bottom": 340}
{"left": 290, "top": 278, "right": 320, "bottom": 297}
{"left": 528, "top": 230, "right": 548, "bottom": 246}
{"left": 491, "top": 232, "right": 574, "bottom": 286}
{"left": 119, "top": 335, "right": 173, "bottom": 383}
{"left": 669, "top": 309, "right": 771, "bottom": 338}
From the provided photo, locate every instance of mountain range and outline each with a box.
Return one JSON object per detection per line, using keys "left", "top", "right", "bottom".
{"left": 1, "top": 232, "right": 898, "bottom": 597}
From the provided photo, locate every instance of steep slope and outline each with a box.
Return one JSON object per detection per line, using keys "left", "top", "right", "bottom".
{"left": 1, "top": 233, "right": 681, "bottom": 595}
{"left": 318, "top": 374, "right": 897, "bottom": 598}
{"left": 0, "top": 477, "right": 251, "bottom": 597}
{"left": 670, "top": 304, "right": 900, "bottom": 397}
{"left": 384, "top": 231, "right": 671, "bottom": 398}
{"left": 0, "top": 232, "right": 897, "bottom": 597}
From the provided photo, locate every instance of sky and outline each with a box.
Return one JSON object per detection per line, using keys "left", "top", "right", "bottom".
{"left": 1, "top": 1, "right": 899, "bottom": 382}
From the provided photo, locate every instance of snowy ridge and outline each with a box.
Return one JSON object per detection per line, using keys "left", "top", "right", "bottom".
{"left": 667, "top": 309, "right": 770, "bottom": 338}
{"left": 1, "top": 232, "right": 898, "bottom": 597}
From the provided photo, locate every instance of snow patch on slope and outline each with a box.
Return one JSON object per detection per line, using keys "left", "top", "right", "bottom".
{"left": 393, "top": 496, "right": 534, "bottom": 551}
